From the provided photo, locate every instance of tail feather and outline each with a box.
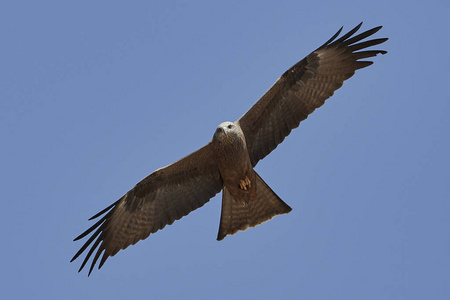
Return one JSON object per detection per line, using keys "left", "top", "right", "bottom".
{"left": 217, "top": 171, "right": 292, "bottom": 240}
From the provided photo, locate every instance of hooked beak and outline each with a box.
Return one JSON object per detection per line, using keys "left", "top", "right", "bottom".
{"left": 218, "top": 127, "right": 229, "bottom": 135}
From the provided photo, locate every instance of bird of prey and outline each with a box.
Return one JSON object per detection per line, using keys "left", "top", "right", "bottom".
{"left": 72, "top": 23, "right": 387, "bottom": 275}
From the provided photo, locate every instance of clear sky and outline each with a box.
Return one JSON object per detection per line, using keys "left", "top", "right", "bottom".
{"left": 2, "top": 1, "right": 449, "bottom": 299}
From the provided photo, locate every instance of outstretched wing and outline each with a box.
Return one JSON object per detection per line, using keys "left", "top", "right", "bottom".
{"left": 238, "top": 23, "right": 387, "bottom": 167}
{"left": 71, "top": 143, "right": 223, "bottom": 275}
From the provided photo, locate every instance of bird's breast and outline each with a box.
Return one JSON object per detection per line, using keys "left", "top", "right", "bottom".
{"left": 212, "top": 133, "right": 254, "bottom": 202}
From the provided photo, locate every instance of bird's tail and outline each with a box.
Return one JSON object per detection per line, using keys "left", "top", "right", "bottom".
{"left": 217, "top": 171, "right": 292, "bottom": 240}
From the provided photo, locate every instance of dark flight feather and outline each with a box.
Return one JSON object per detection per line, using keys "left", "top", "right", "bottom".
{"left": 72, "top": 144, "right": 222, "bottom": 275}
{"left": 238, "top": 23, "right": 387, "bottom": 167}
{"left": 72, "top": 23, "right": 387, "bottom": 275}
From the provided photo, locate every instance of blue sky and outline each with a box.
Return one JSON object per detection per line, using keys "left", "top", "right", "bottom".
{"left": 2, "top": 1, "right": 449, "bottom": 299}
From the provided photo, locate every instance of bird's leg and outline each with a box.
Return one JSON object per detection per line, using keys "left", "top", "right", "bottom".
{"left": 239, "top": 176, "right": 252, "bottom": 191}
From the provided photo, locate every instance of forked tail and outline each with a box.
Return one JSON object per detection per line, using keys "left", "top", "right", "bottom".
{"left": 217, "top": 171, "right": 292, "bottom": 240}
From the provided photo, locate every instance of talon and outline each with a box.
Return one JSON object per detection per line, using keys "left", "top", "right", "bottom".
{"left": 245, "top": 176, "right": 251, "bottom": 187}
{"left": 239, "top": 180, "right": 246, "bottom": 190}
{"left": 239, "top": 176, "right": 251, "bottom": 191}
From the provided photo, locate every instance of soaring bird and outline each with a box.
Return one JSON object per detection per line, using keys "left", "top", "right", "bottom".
{"left": 72, "top": 23, "right": 387, "bottom": 275}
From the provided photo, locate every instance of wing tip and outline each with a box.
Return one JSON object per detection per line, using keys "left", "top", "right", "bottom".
{"left": 72, "top": 209, "right": 112, "bottom": 275}
{"left": 319, "top": 23, "right": 386, "bottom": 51}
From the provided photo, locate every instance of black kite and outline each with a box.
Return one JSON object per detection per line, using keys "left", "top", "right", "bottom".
{"left": 72, "top": 23, "right": 387, "bottom": 275}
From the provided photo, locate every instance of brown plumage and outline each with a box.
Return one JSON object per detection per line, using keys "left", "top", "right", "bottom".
{"left": 71, "top": 23, "right": 387, "bottom": 275}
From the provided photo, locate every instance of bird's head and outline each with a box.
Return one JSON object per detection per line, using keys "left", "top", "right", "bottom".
{"left": 213, "top": 121, "right": 242, "bottom": 142}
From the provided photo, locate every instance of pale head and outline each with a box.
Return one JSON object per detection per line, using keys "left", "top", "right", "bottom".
{"left": 213, "top": 121, "right": 245, "bottom": 142}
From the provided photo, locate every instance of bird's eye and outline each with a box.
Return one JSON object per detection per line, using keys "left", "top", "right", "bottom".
{"left": 228, "top": 124, "right": 233, "bottom": 129}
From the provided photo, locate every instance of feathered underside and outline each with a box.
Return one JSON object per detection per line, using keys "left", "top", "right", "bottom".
{"left": 72, "top": 23, "right": 387, "bottom": 276}
{"left": 238, "top": 22, "right": 387, "bottom": 167}
{"left": 71, "top": 144, "right": 222, "bottom": 275}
